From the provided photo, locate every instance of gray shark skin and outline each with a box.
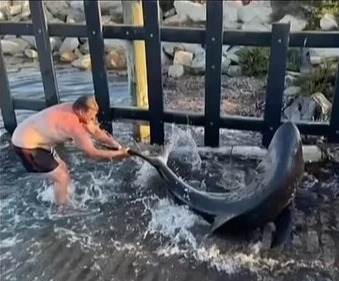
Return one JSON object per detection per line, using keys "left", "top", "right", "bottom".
{"left": 128, "top": 122, "right": 305, "bottom": 248}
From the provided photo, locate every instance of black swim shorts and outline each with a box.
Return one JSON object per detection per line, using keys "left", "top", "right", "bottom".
{"left": 12, "top": 145, "right": 59, "bottom": 173}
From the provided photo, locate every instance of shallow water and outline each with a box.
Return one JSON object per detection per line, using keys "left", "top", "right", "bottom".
{"left": 1, "top": 61, "right": 338, "bottom": 281}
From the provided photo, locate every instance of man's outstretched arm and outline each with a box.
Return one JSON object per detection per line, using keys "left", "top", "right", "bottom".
{"left": 71, "top": 124, "right": 128, "bottom": 160}
{"left": 84, "top": 120, "right": 123, "bottom": 149}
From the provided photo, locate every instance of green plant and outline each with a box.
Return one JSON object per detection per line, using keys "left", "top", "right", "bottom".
{"left": 294, "top": 61, "right": 337, "bottom": 100}
{"left": 237, "top": 47, "right": 302, "bottom": 76}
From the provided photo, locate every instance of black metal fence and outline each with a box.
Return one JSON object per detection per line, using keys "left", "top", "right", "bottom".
{"left": 0, "top": 0, "right": 338, "bottom": 147}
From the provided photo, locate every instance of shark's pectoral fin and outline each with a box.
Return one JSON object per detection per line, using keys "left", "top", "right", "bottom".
{"left": 271, "top": 204, "right": 294, "bottom": 249}
{"left": 210, "top": 213, "right": 238, "bottom": 233}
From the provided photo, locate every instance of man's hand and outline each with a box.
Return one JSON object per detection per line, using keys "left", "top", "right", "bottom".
{"left": 108, "top": 147, "right": 130, "bottom": 160}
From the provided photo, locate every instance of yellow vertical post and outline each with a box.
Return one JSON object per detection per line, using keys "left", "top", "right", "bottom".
{"left": 122, "top": 0, "right": 150, "bottom": 143}
{"left": 132, "top": 1, "right": 150, "bottom": 142}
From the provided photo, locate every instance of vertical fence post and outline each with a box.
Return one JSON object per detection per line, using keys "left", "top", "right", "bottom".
{"left": 204, "top": 0, "right": 223, "bottom": 147}
{"left": 83, "top": 0, "right": 112, "bottom": 133}
{"left": 141, "top": 0, "right": 164, "bottom": 145}
{"left": 328, "top": 63, "right": 339, "bottom": 143}
{"left": 262, "top": 23, "right": 291, "bottom": 147}
{"left": 29, "top": 0, "right": 59, "bottom": 107}
{"left": 122, "top": 1, "right": 150, "bottom": 143}
{"left": 0, "top": 41, "right": 17, "bottom": 134}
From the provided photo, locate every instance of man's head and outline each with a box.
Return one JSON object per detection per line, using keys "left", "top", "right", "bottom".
{"left": 72, "top": 95, "right": 99, "bottom": 124}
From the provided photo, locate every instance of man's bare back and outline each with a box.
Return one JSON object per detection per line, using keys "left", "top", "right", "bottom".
{"left": 11, "top": 95, "right": 130, "bottom": 206}
{"left": 12, "top": 102, "right": 79, "bottom": 150}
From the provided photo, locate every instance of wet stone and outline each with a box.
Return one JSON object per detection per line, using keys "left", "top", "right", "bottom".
{"left": 306, "top": 215, "right": 318, "bottom": 228}
{"left": 320, "top": 210, "right": 331, "bottom": 232}
{"left": 294, "top": 210, "right": 306, "bottom": 229}
{"left": 320, "top": 233, "right": 336, "bottom": 266}
{"left": 291, "top": 233, "right": 303, "bottom": 248}
{"left": 306, "top": 230, "right": 319, "bottom": 253}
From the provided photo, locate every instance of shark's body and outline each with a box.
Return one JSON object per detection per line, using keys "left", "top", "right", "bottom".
{"left": 129, "top": 122, "right": 304, "bottom": 248}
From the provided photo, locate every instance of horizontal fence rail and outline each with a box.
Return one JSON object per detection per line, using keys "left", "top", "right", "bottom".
{"left": 0, "top": 0, "right": 338, "bottom": 147}
{"left": 1, "top": 22, "right": 339, "bottom": 47}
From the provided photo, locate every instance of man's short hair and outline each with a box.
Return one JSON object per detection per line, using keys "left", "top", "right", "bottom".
{"left": 72, "top": 95, "right": 99, "bottom": 112}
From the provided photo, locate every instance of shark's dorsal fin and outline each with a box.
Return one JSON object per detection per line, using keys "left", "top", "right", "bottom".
{"left": 210, "top": 213, "right": 238, "bottom": 233}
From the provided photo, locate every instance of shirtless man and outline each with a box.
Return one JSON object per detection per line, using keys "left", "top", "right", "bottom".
{"left": 11, "top": 95, "right": 130, "bottom": 206}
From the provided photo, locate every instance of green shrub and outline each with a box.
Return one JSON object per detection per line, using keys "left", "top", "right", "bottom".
{"left": 237, "top": 47, "right": 302, "bottom": 76}
{"left": 294, "top": 61, "right": 337, "bottom": 100}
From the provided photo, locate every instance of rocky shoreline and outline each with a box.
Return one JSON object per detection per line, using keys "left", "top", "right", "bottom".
{"left": 1, "top": 0, "right": 339, "bottom": 127}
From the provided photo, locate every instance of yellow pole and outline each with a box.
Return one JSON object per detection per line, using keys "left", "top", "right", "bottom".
{"left": 132, "top": 1, "right": 150, "bottom": 142}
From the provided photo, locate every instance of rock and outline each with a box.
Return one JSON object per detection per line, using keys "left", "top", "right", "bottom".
{"left": 173, "top": 50, "right": 193, "bottom": 67}
{"left": 189, "top": 51, "right": 205, "bottom": 74}
{"left": 320, "top": 14, "right": 338, "bottom": 31}
{"left": 21, "top": 36, "right": 61, "bottom": 52}
{"left": 69, "top": 0, "right": 121, "bottom": 15}
{"left": 2, "top": 4, "right": 22, "bottom": 17}
{"left": 60, "top": 50, "right": 78, "bottom": 62}
{"left": 283, "top": 96, "right": 319, "bottom": 122}
{"left": 104, "top": 39, "right": 126, "bottom": 53}
{"left": 291, "top": 234, "right": 303, "bottom": 248}
{"left": 4, "top": 35, "right": 16, "bottom": 40}
{"left": 163, "top": 14, "right": 188, "bottom": 26}
{"left": 99, "top": 0, "right": 121, "bottom": 15}
{"left": 319, "top": 210, "right": 331, "bottom": 231}
{"left": 43, "top": 7, "right": 64, "bottom": 24}
{"left": 285, "top": 72, "right": 300, "bottom": 88}
{"left": 161, "top": 50, "right": 172, "bottom": 66}
{"left": 223, "top": 0, "right": 243, "bottom": 27}
{"left": 222, "top": 45, "right": 231, "bottom": 56}
{"left": 306, "top": 230, "right": 319, "bottom": 253}
{"left": 283, "top": 88, "right": 299, "bottom": 108}
{"left": 45, "top": 1, "right": 69, "bottom": 21}
{"left": 174, "top": 0, "right": 206, "bottom": 22}
{"left": 261, "top": 222, "right": 276, "bottom": 250}
{"left": 237, "top": 1, "right": 272, "bottom": 24}
{"left": 0, "top": 0, "right": 9, "bottom": 11}
{"left": 168, "top": 64, "right": 184, "bottom": 78}
{"left": 226, "top": 65, "right": 242, "bottom": 77}
{"left": 311, "top": 92, "right": 332, "bottom": 121}
{"left": 278, "top": 15, "right": 307, "bottom": 32}
{"left": 162, "top": 42, "right": 185, "bottom": 58}
{"left": 162, "top": 42, "right": 204, "bottom": 58}
{"left": 106, "top": 49, "right": 126, "bottom": 70}
{"left": 221, "top": 56, "right": 232, "bottom": 73}
{"left": 163, "top": 8, "right": 176, "bottom": 19}
{"left": 10, "top": 7, "right": 30, "bottom": 21}
{"left": 20, "top": 35, "right": 37, "bottom": 49}
{"left": 71, "top": 54, "right": 91, "bottom": 70}
{"left": 308, "top": 48, "right": 339, "bottom": 65}
{"left": 320, "top": 233, "right": 336, "bottom": 266}
{"left": 58, "top": 38, "right": 79, "bottom": 54}
{"left": 284, "top": 86, "right": 301, "bottom": 98}
{"left": 66, "top": 9, "right": 85, "bottom": 23}
{"left": 241, "top": 21, "right": 271, "bottom": 31}
{"left": 1, "top": 38, "right": 29, "bottom": 55}
{"left": 69, "top": 0, "right": 84, "bottom": 12}
{"left": 79, "top": 41, "right": 89, "bottom": 54}
{"left": 24, "top": 49, "right": 38, "bottom": 59}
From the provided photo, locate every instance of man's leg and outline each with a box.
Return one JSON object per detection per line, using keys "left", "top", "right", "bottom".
{"left": 43, "top": 159, "right": 70, "bottom": 206}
